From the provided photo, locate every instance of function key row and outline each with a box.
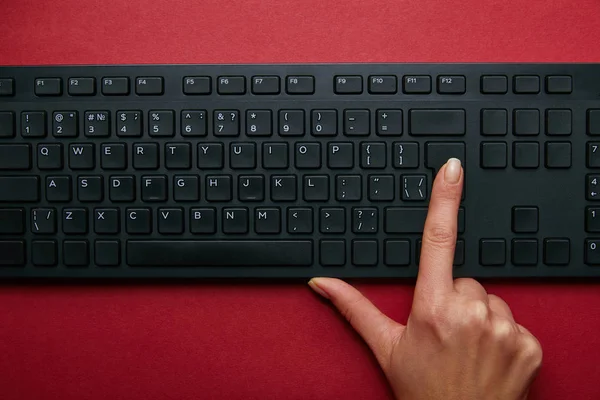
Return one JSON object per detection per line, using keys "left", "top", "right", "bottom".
{"left": 0, "top": 74, "right": 572, "bottom": 97}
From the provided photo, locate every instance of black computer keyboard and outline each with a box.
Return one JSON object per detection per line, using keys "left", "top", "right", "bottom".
{"left": 0, "top": 63, "right": 599, "bottom": 279}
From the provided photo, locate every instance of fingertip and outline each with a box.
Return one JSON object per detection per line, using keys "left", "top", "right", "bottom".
{"left": 444, "top": 158, "right": 462, "bottom": 184}
{"left": 308, "top": 278, "right": 331, "bottom": 299}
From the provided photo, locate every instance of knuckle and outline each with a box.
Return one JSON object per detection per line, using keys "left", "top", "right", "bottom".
{"left": 519, "top": 335, "right": 543, "bottom": 367}
{"left": 491, "top": 318, "right": 516, "bottom": 341}
{"left": 423, "top": 224, "right": 456, "bottom": 247}
{"left": 453, "top": 277, "right": 480, "bottom": 290}
{"left": 460, "top": 300, "right": 490, "bottom": 329}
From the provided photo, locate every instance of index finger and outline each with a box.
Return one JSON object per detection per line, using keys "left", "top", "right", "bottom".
{"left": 414, "top": 158, "right": 464, "bottom": 300}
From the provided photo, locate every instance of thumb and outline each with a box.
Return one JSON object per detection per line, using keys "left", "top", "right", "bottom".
{"left": 308, "top": 278, "right": 404, "bottom": 369}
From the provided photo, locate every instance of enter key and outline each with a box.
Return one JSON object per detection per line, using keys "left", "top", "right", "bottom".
{"left": 425, "top": 142, "right": 466, "bottom": 197}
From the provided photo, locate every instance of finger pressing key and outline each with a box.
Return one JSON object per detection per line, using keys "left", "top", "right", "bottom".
{"left": 415, "top": 158, "right": 464, "bottom": 301}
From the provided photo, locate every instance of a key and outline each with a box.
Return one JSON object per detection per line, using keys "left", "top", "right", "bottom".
{"left": 31, "top": 208, "right": 57, "bottom": 234}
{"left": 46, "top": 176, "right": 72, "bottom": 202}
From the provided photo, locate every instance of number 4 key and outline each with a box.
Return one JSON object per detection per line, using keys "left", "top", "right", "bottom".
{"left": 587, "top": 175, "right": 600, "bottom": 200}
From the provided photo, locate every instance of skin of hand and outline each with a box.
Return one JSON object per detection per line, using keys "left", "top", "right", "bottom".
{"left": 308, "top": 158, "right": 543, "bottom": 400}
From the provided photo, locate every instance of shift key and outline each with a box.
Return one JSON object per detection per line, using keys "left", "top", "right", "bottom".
{"left": 409, "top": 109, "right": 466, "bottom": 135}
{"left": 0, "top": 177, "right": 40, "bottom": 202}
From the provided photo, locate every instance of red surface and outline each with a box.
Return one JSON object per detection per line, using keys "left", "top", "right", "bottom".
{"left": 1, "top": 0, "right": 600, "bottom": 399}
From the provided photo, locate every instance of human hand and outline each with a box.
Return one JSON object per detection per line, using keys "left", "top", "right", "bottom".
{"left": 308, "top": 158, "right": 542, "bottom": 400}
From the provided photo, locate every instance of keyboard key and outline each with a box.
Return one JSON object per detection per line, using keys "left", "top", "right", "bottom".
{"left": 251, "top": 76, "right": 280, "bottom": 94}
{"left": 513, "top": 109, "right": 539, "bottom": 136}
{"left": 480, "top": 239, "right": 506, "bottom": 266}
{"left": 545, "top": 142, "right": 571, "bottom": 168}
{"left": 546, "top": 109, "right": 571, "bottom": 135}
{"left": 255, "top": 208, "right": 280, "bottom": 234}
{"left": 392, "top": 142, "right": 419, "bottom": 168}
{"left": 126, "top": 208, "right": 152, "bottom": 234}
{"left": 409, "top": 109, "right": 465, "bottom": 136}
{"left": 136, "top": 77, "right": 163, "bottom": 95}
{"left": 587, "top": 175, "right": 600, "bottom": 201}
{"left": 0, "top": 144, "right": 31, "bottom": 170}
{"left": 230, "top": 143, "right": 256, "bottom": 169}
{"left": 328, "top": 143, "right": 353, "bottom": 169}
{"left": 481, "top": 75, "right": 507, "bottom": 94}
{"left": 303, "top": 176, "right": 329, "bottom": 201}
{"left": 437, "top": 75, "right": 466, "bottom": 94}
{"left": 403, "top": 75, "right": 431, "bottom": 94}
{"left": 0, "top": 176, "right": 39, "bottom": 202}
{"left": 377, "top": 110, "right": 402, "bottom": 136}
{"left": 35, "top": 78, "right": 62, "bottom": 96}
{"left": 183, "top": 76, "right": 211, "bottom": 95}
{"left": 288, "top": 208, "right": 313, "bottom": 233}
{"left": 116, "top": 111, "right": 142, "bottom": 137}
{"left": 271, "top": 176, "right": 296, "bottom": 201}
{"left": 46, "top": 176, "right": 71, "bottom": 202}
{"left": 197, "top": 143, "right": 224, "bottom": 169}
{"left": 21, "top": 111, "right": 46, "bottom": 137}
{"left": 360, "top": 142, "right": 386, "bottom": 168}
{"left": 0, "top": 112, "right": 14, "bottom": 137}
{"left": 165, "top": 143, "right": 191, "bottom": 169}
{"left": 286, "top": 76, "right": 314, "bottom": 94}
{"left": 480, "top": 142, "right": 507, "bottom": 169}
{"left": 148, "top": 110, "right": 174, "bottom": 137}
{"left": 102, "top": 77, "right": 129, "bottom": 95}
{"left": 513, "top": 75, "right": 540, "bottom": 94}
{"left": 158, "top": 208, "right": 184, "bottom": 234}
{"left": 401, "top": 175, "right": 427, "bottom": 201}
{"left": 588, "top": 109, "right": 600, "bottom": 135}
{"left": 263, "top": 143, "right": 289, "bottom": 169}
{"left": 336, "top": 175, "right": 361, "bottom": 201}
{"left": 513, "top": 142, "right": 539, "bottom": 169}
{"left": 127, "top": 240, "right": 313, "bottom": 266}
{"left": 0, "top": 78, "right": 14, "bottom": 96}
{"left": 141, "top": 175, "right": 167, "bottom": 202}
{"left": 95, "top": 240, "right": 121, "bottom": 266}
{"left": 206, "top": 175, "right": 232, "bottom": 201}
{"left": 52, "top": 111, "right": 78, "bottom": 138}
{"left": 37, "top": 144, "right": 63, "bottom": 170}
{"left": 320, "top": 240, "right": 346, "bottom": 266}
{"left": 295, "top": 143, "right": 321, "bottom": 169}
{"left": 587, "top": 142, "right": 600, "bottom": 168}
{"left": 0, "top": 241, "right": 25, "bottom": 266}
{"left": 63, "top": 240, "right": 89, "bottom": 267}
{"left": 101, "top": 143, "right": 127, "bottom": 170}
{"left": 239, "top": 176, "right": 264, "bottom": 202}
{"left": 32, "top": 240, "right": 57, "bottom": 267}
{"left": 190, "top": 208, "right": 216, "bottom": 234}
{"left": 352, "top": 240, "right": 378, "bottom": 266}
{"left": 368, "top": 75, "right": 397, "bottom": 94}
{"left": 512, "top": 239, "right": 538, "bottom": 266}
{"left": 84, "top": 111, "right": 110, "bottom": 137}
{"left": 546, "top": 76, "right": 572, "bottom": 94}
{"left": 181, "top": 110, "right": 207, "bottom": 136}
{"left": 69, "top": 144, "right": 95, "bottom": 170}
{"left": 385, "top": 240, "right": 410, "bottom": 266}
{"left": 512, "top": 206, "right": 538, "bottom": 233}
{"left": 217, "top": 76, "right": 246, "bottom": 94}
{"left": 586, "top": 207, "right": 600, "bottom": 232}
{"left": 0, "top": 209, "right": 24, "bottom": 234}
{"left": 68, "top": 77, "right": 96, "bottom": 96}
{"left": 247, "top": 110, "right": 272, "bottom": 136}
{"left": 31, "top": 208, "right": 57, "bottom": 234}
{"left": 173, "top": 175, "right": 199, "bottom": 202}
{"left": 385, "top": 208, "right": 427, "bottom": 233}
{"left": 352, "top": 208, "right": 378, "bottom": 233}
{"left": 368, "top": 175, "right": 394, "bottom": 201}
{"left": 320, "top": 208, "right": 345, "bottom": 233}
{"left": 78, "top": 176, "right": 103, "bottom": 202}
{"left": 344, "top": 109, "right": 370, "bottom": 136}
{"left": 584, "top": 239, "right": 600, "bottom": 265}
{"left": 62, "top": 208, "right": 88, "bottom": 234}
{"left": 334, "top": 76, "right": 362, "bottom": 94}
{"left": 214, "top": 110, "right": 240, "bottom": 136}
{"left": 425, "top": 142, "right": 465, "bottom": 172}
{"left": 109, "top": 176, "right": 135, "bottom": 202}
{"left": 481, "top": 109, "right": 507, "bottom": 136}
{"left": 94, "top": 208, "right": 120, "bottom": 234}
{"left": 279, "top": 110, "right": 305, "bottom": 136}
{"left": 311, "top": 110, "right": 337, "bottom": 136}
{"left": 543, "top": 238, "right": 570, "bottom": 265}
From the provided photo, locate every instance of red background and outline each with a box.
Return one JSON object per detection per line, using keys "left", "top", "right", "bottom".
{"left": 1, "top": 0, "right": 600, "bottom": 399}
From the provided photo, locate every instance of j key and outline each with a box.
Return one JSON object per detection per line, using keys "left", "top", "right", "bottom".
{"left": 181, "top": 110, "right": 207, "bottom": 136}
{"left": 149, "top": 110, "right": 174, "bottom": 137}
{"left": 239, "top": 176, "right": 264, "bottom": 201}
{"left": 94, "top": 208, "right": 120, "bottom": 234}
{"left": 141, "top": 176, "right": 167, "bottom": 202}
{"left": 69, "top": 144, "right": 95, "bottom": 170}
{"left": 109, "top": 176, "right": 135, "bottom": 202}
{"left": 217, "top": 76, "right": 246, "bottom": 95}
{"left": 62, "top": 208, "right": 88, "bottom": 234}
{"left": 255, "top": 208, "right": 281, "bottom": 234}
{"left": 206, "top": 176, "right": 232, "bottom": 201}
{"left": 116, "top": 111, "right": 142, "bottom": 137}
{"left": 328, "top": 143, "right": 354, "bottom": 169}
{"left": 21, "top": 111, "right": 46, "bottom": 137}
{"left": 223, "top": 208, "right": 249, "bottom": 234}
{"left": 288, "top": 208, "right": 313, "bottom": 233}
{"left": 263, "top": 143, "right": 289, "bottom": 169}
{"left": 403, "top": 75, "right": 431, "bottom": 94}
{"left": 173, "top": 175, "right": 199, "bottom": 202}
{"left": 102, "top": 77, "right": 129, "bottom": 95}
{"left": 279, "top": 110, "right": 305, "bottom": 136}
{"left": 158, "top": 208, "right": 184, "bottom": 234}
{"left": 190, "top": 208, "right": 216, "bottom": 234}
{"left": 126, "top": 208, "right": 152, "bottom": 234}
{"left": 68, "top": 77, "right": 96, "bottom": 95}
{"left": 353, "top": 208, "right": 378, "bottom": 233}
{"left": 320, "top": 208, "right": 345, "bottom": 233}
{"left": 246, "top": 110, "right": 272, "bottom": 136}
{"left": 84, "top": 111, "right": 110, "bottom": 137}
{"left": 0, "top": 209, "right": 24, "bottom": 234}
{"left": 0, "top": 112, "right": 14, "bottom": 137}
{"left": 31, "top": 208, "right": 57, "bottom": 234}
{"left": 303, "top": 175, "right": 329, "bottom": 201}
{"left": 133, "top": 143, "right": 159, "bottom": 169}
{"left": 78, "top": 176, "right": 103, "bottom": 202}
{"left": 286, "top": 76, "right": 314, "bottom": 94}
{"left": 377, "top": 110, "right": 402, "bottom": 136}
{"left": 0, "top": 241, "right": 25, "bottom": 266}
{"left": 127, "top": 241, "right": 313, "bottom": 266}
{"left": 165, "top": 143, "right": 191, "bottom": 169}
{"left": 136, "top": 77, "right": 163, "bottom": 95}
{"left": 360, "top": 142, "right": 386, "bottom": 168}
{"left": 230, "top": 143, "right": 256, "bottom": 169}
{"left": 101, "top": 144, "right": 127, "bottom": 170}
{"left": 53, "top": 111, "right": 78, "bottom": 137}
{"left": 35, "top": 78, "right": 62, "bottom": 96}
{"left": 410, "top": 110, "right": 466, "bottom": 136}
{"left": 0, "top": 144, "right": 31, "bottom": 170}
{"left": 311, "top": 110, "right": 337, "bottom": 136}
{"left": 252, "top": 76, "right": 280, "bottom": 94}
{"left": 393, "top": 142, "right": 419, "bottom": 168}
{"left": 336, "top": 175, "right": 361, "bottom": 201}
{"left": 368, "top": 175, "right": 394, "bottom": 201}
{"left": 198, "top": 143, "right": 224, "bottom": 169}
{"left": 46, "top": 176, "right": 72, "bottom": 202}
{"left": 0, "top": 177, "right": 39, "bottom": 202}
{"left": 183, "top": 77, "right": 211, "bottom": 95}
{"left": 271, "top": 176, "right": 296, "bottom": 201}
{"left": 214, "top": 110, "right": 240, "bottom": 136}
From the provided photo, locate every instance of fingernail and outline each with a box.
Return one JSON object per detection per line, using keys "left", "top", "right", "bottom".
{"left": 444, "top": 158, "right": 461, "bottom": 184}
{"left": 308, "top": 278, "right": 330, "bottom": 299}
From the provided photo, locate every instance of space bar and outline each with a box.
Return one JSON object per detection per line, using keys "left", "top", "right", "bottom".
{"left": 127, "top": 240, "right": 313, "bottom": 267}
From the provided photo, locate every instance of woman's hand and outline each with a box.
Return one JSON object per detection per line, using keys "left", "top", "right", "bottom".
{"left": 308, "top": 158, "right": 542, "bottom": 400}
